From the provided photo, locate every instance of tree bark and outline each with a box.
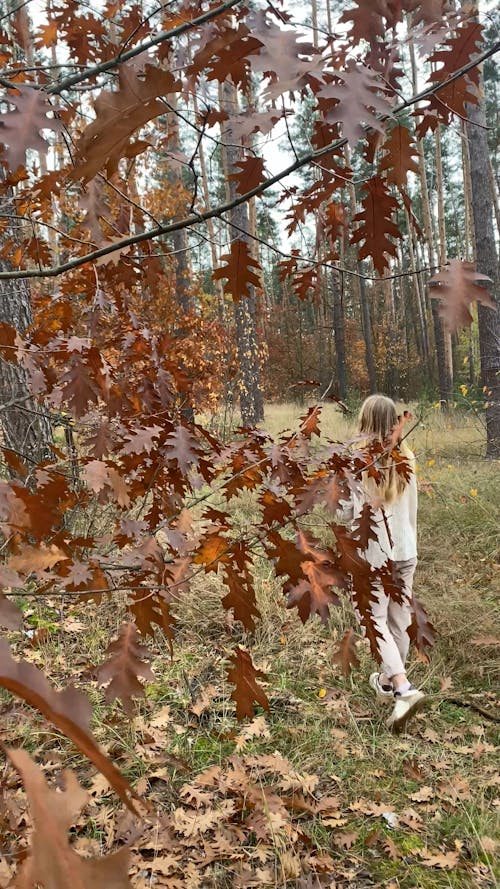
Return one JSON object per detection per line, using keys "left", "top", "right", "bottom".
{"left": 331, "top": 270, "right": 347, "bottom": 399}
{"left": 344, "top": 146, "right": 376, "bottom": 393}
{"left": 359, "top": 273, "right": 377, "bottom": 393}
{"left": 467, "top": 80, "right": 500, "bottom": 457}
{"left": 0, "top": 196, "right": 53, "bottom": 472}
{"left": 221, "top": 83, "right": 264, "bottom": 425}
{"left": 435, "top": 125, "right": 454, "bottom": 400}
{"left": 409, "top": 39, "right": 450, "bottom": 406}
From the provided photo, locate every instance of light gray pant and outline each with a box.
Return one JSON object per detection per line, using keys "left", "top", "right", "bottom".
{"left": 368, "top": 558, "right": 417, "bottom": 679}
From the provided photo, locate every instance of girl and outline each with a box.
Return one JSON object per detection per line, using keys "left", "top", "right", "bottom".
{"left": 341, "top": 394, "right": 425, "bottom": 732}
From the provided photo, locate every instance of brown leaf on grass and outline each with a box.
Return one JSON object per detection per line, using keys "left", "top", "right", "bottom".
{"left": 417, "top": 848, "right": 460, "bottom": 869}
{"left": 333, "top": 829, "right": 358, "bottom": 850}
{"left": 190, "top": 683, "right": 217, "bottom": 718}
{"left": 7, "top": 748, "right": 132, "bottom": 887}
{"left": 234, "top": 715, "right": 271, "bottom": 751}
{"left": 439, "top": 676, "right": 453, "bottom": 691}
{"left": 470, "top": 636, "right": 500, "bottom": 647}
{"left": 96, "top": 622, "right": 154, "bottom": 714}
{"left": 213, "top": 240, "right": 261, "bottom": 301}
{"left": 227, "top": 647, "right": 269, "bottom": 720}
{"left": 383, "top": 836, "right": 401, "bottom": 861}
{"left": 410, "top": 785, "right": 434, "bottom": 802}
{"left": 429, "top": 259, "right": 494, "bottom": 332}
{"left": 0, "top": 639, "right": 137, "bottom": 812}
{"left": 403, "top": 758, "right": 425, "bottom": 781}
{"left": 332, "top": 629, "right": 360, "bottom": 676}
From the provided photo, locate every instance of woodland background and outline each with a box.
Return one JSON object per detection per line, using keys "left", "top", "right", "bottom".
{"left": 0, "top": 0, "right": 498, "bottom": 886}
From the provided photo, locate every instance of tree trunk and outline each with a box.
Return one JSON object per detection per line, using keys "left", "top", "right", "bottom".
{"left": 405, "top": 206, "right": 430, "bottom": 365}
{"left": 359, "top": 272, "right": 377, "bottom": 393}
{"left": 467, "top": 79, "right": 500, "bottom": 457}
{"left": 435, "top": 125, "right": 454, "bottom": 401}
{"left": 331, "top": 270, "right": 347, "bottom": 399}
{"left": 344, "top": 145, "right": 376, "bottom": 393}
{"left": 221, "top": 83, "right": 264, "bottom": 425}
{"left": 409, "top": 39, "right": 451, "bottom": 406}
{"left": 0, "top": 198, "right": 53, "bottom": 473}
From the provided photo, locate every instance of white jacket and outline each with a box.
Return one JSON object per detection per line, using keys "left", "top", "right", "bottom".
{"left": 339, "top": 466, "right": 418, "bottom": 568}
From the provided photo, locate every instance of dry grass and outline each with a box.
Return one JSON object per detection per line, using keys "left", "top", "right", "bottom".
{"left": 2, "top": 403, "right": 499, "bottom": 888}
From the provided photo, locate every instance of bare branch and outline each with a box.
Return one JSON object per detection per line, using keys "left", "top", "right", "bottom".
{"left": 0, "top": 0, "right": 244, "bottom": 94}
{"left": 0, "top": 41, "right": 498, "bottom": 281}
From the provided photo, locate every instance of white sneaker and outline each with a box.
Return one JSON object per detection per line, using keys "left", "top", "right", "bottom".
{"left": 386, "top": 688, "right": 426, "bottom": 733}
{"left": 369, "top": 672, "right": 394, "bottom": 703}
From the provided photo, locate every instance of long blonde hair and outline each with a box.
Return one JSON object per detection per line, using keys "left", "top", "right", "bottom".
{"left": 358, "top": 394, "right": 413, "bottom": 504}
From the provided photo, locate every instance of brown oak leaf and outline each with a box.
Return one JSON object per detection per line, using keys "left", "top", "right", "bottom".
{"left": 351, "top": 176, "right": 402, "bottom": 274}
{"left": 0, "top": 85, "right": 63, "bottom": 173}
{"left": 0, "top": 639, "right": 137, "bottom": 811}
{"left": 69, "top": 63, "right": 179, "bottom": 182}
{"left": 332, "top": 628, "right": 360, "bottom": 676}
{"left": 428, "top": 259, "right": 494, "bottom": 332}
{"left": 227, "top": 646, "right": 269, "bottom": 720}
{"left": 318, "top": 61, "right": 391, "bottom": 149}
{"left": 7, "top": 748, "right": 132, "bottom": 887}
{"left": 96, "top": 622, "right": 154, "bottom": 714}
{"left": 379, "top": 124, "right": 420, "bottom": 189}
{"left": 213, "top": 240, "right": 261, "bottom": 301}
{"left": 228, "top": 156, "right": 266, "bottom": 196}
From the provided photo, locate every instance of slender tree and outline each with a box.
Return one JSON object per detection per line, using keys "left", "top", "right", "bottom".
{"left": 467, "top": 78, "right": 500, "bottom": 456}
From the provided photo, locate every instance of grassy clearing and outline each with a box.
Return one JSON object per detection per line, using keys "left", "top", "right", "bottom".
{"left": 1, "top": 404, "right": 499, "bottom": 888}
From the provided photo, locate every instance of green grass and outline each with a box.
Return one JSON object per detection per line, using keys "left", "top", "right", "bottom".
{"left": 1, "top": 403, "right": 499, "bottom": 888}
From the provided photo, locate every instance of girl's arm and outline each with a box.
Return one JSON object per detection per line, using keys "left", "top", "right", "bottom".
{"left": 408, "top": 465, "right": 418, "bottom": 539}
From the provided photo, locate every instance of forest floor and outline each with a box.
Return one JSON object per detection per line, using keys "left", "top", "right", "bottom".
{"left": 1, "top": 404, "right": 499, "bottom": 888}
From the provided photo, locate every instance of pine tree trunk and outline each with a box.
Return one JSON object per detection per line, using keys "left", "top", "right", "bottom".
{"left": 435, "top": 126, "right": 454, "bottom": 402}
{"left": 331, "top": 270, "right": 347, "bottom": 399}
{"left": 0, "top": 194, "right": 53, "bottom": 473}
{"left": 409, "top": 39, "right": 450, "bottom": 406}
{"left": 344, "top": 146, "right": 376, "bottom": 393}
{"left": 221, "top": 84, "right": 264, "bottom": 425}
{"left": 405, "top": 206, "right": 430, "bottom": 365}
{"left": 168, "top": 96, "right": 191, "bottom": 315}
{"left": 467, "top": 81, "right": 500, "bottom": 457}
{"left": 359, "top": 272, "right": 377, "bottom": 393}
